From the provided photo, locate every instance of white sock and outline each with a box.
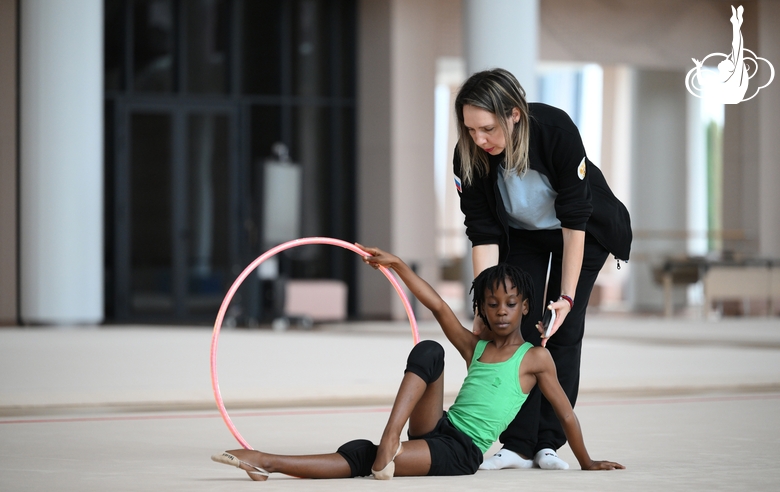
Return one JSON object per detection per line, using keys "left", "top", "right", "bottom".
{"left": 534, "top": 448, "right": 569, "bottom": 470}
{"left": 479, "top": 449, "right": 534, "bottom": 470}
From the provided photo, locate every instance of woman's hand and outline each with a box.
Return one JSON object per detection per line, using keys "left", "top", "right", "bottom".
{"left": 472, "top": 316, "right": 494, "bottom": 340}
{"left": 536, "top": 297, "right": 571, "bottom": 347}
{"left": 472, "top": 315, "right": 484, "bottom": 336}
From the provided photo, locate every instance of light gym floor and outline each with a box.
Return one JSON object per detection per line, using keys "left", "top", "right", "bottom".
{"left": 2, "top": 316, "right": 779, "bottom": 491}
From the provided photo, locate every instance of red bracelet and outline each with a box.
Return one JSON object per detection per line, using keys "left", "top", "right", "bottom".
{"left": 559, "top": 295, "right": 574, "bottom": 310}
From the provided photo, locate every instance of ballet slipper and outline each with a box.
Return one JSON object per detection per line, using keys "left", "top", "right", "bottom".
{"left": 371, "top": 442, "right": 403, "bottom": 480}
{"left": 211, "top": 451, "right": 270, "bottom": 481}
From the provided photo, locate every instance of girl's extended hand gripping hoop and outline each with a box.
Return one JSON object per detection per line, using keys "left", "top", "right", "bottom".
{"left": 210, "top": 237, "right": 420, "bottom": 449}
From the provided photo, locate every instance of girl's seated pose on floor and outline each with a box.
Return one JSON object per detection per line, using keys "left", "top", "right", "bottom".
{"left": 211, "top": 244, "right": 624, "bottom": 481}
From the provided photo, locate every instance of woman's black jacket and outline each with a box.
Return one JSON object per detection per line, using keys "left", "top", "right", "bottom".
{"left": 454, "top": 103, "right": 632, "bottom": 263}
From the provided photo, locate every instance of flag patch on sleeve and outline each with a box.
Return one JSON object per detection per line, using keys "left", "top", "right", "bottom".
{"left": 454, "top": 176, "right": 462, "bottom": 193}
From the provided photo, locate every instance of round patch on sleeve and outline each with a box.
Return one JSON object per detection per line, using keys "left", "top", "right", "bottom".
{"left": 577, "top": 158, "right": 587, "bottom": 180}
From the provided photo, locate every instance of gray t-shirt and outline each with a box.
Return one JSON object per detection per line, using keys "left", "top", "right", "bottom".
{"left": 497, "top": 167, "right": 561, "bottom": 230}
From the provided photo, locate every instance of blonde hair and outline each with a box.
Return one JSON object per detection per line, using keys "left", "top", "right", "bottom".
{"left": 454, "top": 69, "right": 530, "bottom": 185}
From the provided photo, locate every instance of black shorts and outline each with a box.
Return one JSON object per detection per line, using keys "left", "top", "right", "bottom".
{"left": 409, "top": 412, "right": 483, "bottom": 476}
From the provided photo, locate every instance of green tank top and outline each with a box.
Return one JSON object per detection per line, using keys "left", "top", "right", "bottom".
{"left": 447, "top": 339, "right": 533, "bottom": 453}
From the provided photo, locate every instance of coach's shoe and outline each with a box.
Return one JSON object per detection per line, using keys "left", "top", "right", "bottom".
{"left": 371, "top": 443, "right": 403, "bottom": 480}
{"left": 212, "top": 451, "right": 270, "bottom": 481}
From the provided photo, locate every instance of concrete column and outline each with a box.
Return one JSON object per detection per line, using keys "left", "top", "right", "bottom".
{"left": 0, "top": 0, "right": 18, "bottom": 325}
{"left": 721, "top": 0, "right": 779, "bottom": 258}
{"left": 721, "top": 2, "right": 758, "bottom": 257}
{"left": 19, "top": 0, "right": 104, "bottom": 324}
{"left": 600, "top": 66, "right": 633, "bottom": 212}
{"left": 629, "top": 70, "right": 689, "bottom": 312}
{"left": 598, "top": 65, "right": 634, "bottom": 309}
{"left": 357, "top": 0, "right": 393, "bottom": 318}
{"left": 722, "top": 99, "right": 760, "bottom": 256}
{"left": 389, "top": 1, "right": 439, "bottom": 319}
{"left": 357, "top": 0, "right": 438, "bottom": 319}
{"left": 756, "top": 0, "right": 780, "bottom": 257}
{"left": 686, "top": 92, "right": 708, "bottom": 256}
{"left": 463, "top": 0, "right": 538, "bottom": 100}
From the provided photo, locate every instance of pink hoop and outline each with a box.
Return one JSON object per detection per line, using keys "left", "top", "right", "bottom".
{"left": 210, "top": 237, "right": 420, "bottom": 449}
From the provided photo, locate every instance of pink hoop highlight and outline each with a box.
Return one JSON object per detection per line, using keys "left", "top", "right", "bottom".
{"left": 210, "top": 237, "right": 420, "bottom": 449}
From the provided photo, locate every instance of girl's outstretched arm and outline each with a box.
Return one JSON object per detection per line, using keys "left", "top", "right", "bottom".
{"left": 526, "top": 347, "right": 625, "bottom": 471}
{"left": 357, "top": 244, "right": 478, "bottom": 361}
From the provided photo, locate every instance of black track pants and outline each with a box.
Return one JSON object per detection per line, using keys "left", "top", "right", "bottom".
{"left": 497, "top": 228, "right": 609, "bottom": 457}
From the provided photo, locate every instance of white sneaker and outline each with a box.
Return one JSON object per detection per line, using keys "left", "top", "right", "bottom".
{"left": 534, "top": 448, "right": 569, "bottom": 470}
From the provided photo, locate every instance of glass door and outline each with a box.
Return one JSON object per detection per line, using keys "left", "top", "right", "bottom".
{"left": 181, "top": 111, "right": 238, "bottom": 317}
{"left": 113, "top": 102, "right": 239, "bottom": 322}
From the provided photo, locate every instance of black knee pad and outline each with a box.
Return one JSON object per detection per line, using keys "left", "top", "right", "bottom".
{"left": 405, "top": 340, "right": 445, "bottom": 385}
{"left": 336, "top": 439, "right": 377, "bottom": 477}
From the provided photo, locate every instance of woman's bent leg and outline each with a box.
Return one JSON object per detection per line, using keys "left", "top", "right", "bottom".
{"left": 496, "top": 232, "right": 553, "bottom": 460}
{"left": 536, "top": 234, "right": 609, "bottom": 453}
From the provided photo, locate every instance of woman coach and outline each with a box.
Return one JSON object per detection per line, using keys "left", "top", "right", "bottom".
{"left": 453, "top": 68, "right": 631, "bottom": 470}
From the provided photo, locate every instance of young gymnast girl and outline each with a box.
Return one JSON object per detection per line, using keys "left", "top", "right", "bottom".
{"left": 211, "top": 244, "right": 624, "bottom": 481}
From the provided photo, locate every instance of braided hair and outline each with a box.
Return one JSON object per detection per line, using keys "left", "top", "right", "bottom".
{"left": 471, "top": 263, "right": 534, "bottom": 330}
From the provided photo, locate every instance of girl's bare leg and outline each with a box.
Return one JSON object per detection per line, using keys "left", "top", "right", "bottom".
{"left": 387, "top": 439, "right": 437, "bottom": 477}
{"left": 372, "top": 370, "right": 444, "bottom": 474}
{"left": 223, "top": 448, "right": 352, "bottom": 480}
{"left": 223, "top": 342, "right": 447, "bottom": 480}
